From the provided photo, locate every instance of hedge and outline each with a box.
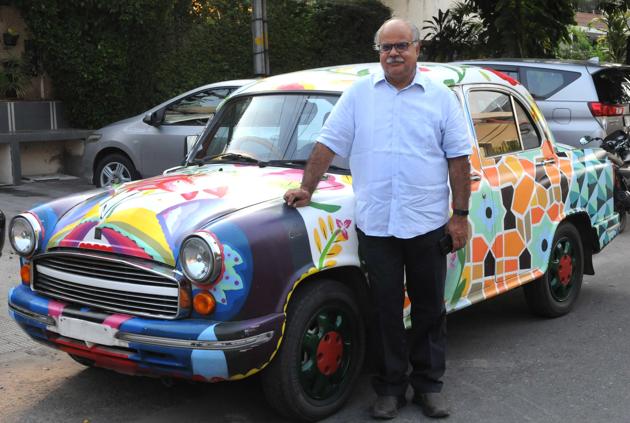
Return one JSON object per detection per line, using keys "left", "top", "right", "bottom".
{"left": 16, "top": 0, "right": 390, "bottom": 128}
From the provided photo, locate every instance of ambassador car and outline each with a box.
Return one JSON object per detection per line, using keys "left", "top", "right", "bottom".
{"left": 7, "top": 64, "right": 620, "bottom": 421}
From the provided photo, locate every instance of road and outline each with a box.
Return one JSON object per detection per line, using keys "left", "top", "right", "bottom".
{"left": 1, "top": 179, "right": 629, "bottom": 422}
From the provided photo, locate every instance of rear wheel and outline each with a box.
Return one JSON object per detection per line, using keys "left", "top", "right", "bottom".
{"left": 524, "top": 222, "right": 584, "bottom": 317}
{"left": 95, "top": 153, "right": 137, "bottom": 187}
{"left": 261, "top": 279, "right": 365, "bottom": 422}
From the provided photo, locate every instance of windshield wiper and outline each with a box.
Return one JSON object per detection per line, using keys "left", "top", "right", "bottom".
{"left": 201, "top": 152, "right": 260, "bottom": 164}
{"left": 258, "top": 159, "right": 349, "bottom": 173}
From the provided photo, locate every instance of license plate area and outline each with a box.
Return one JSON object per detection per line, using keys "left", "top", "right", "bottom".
{"left": 57, "top": 316, "right": 118, "bottom": 346}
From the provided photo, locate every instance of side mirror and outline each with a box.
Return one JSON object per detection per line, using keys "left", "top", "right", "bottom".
{"left": 142, "top": 109, "right": 164, "bottom": 127}
{"left": 579, "top": 136, "right": 592, "bottom": 145}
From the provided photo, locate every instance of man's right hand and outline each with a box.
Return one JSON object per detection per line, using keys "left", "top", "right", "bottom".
{"left": 284, "top": 187, "right": 312, "bottom": 208}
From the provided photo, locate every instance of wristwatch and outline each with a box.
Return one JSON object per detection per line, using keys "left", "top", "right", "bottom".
{"left": 452, "top": 209, "right": 469, "bottom": 217}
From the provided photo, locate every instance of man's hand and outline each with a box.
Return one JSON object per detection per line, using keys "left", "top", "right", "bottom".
{"left": 446, "top": 215, "right": 469, "bottom": 252}
{"left": 284, "top": 187, "right": 312, "bottom": 208}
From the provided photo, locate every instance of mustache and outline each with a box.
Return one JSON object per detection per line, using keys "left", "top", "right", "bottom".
{"left": 386, "top": 57, "right": 405, "bottom": 64}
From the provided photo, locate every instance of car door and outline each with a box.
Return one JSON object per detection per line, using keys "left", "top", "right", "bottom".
{"left": 139, "top": 86, "right": 235, "bottom": 177}
{"left": 465, "top": 86, "right": 558, "bottom": 297}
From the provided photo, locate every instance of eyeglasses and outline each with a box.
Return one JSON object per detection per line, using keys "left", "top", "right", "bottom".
{"left": 373, "top": 40, "right": 418, "bottom": 53}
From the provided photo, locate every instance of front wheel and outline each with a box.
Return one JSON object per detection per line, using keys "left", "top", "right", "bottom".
{"left": 524, "top": 222, "right": 584, "bottom": 317}
{"left": 94, "top": 153, "right": 137, "bottom": 188}
{"left": 261, "top": 279, "right": 366, "bottom": 422}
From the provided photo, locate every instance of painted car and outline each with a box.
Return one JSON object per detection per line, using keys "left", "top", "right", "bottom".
{"left": 7, "top": 64, "right": 620, "bottom": 422}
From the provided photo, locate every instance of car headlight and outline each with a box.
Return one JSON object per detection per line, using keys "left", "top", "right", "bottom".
{"left": 180, "top": 232, "right": 222, "bottom": 284}
{"left": 9, "top": 214, "right": 41, "bottom": 257}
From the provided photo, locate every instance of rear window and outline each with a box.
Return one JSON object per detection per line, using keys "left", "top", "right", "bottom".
{"left": 522, "top": 68, "right": 580, "bottom": 100}
{"left": 592, "top": 68, "right": 630, "bottom": 104}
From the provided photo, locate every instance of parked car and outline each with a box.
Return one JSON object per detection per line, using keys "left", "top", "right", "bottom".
{"left": 456, "top": 59, "right": 630, "bottom": 147}
{"left": 82, "top": 79, "right": 255, "bottom": 187}
{"left": 8, "top": 63, "right": 621, "bottom": 421}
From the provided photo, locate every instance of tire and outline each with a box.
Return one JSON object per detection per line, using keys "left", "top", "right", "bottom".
{"left": 94, "top": 153, "right": 137, "bottom": 188}
{"left": 261, "top": 279, "right": 366, "bottom": 422}
{"left": 524, "top": 222, "right": 584, "bottom": 317}
{"left": 619, "top": 210, "right": 627, "bottom": 234}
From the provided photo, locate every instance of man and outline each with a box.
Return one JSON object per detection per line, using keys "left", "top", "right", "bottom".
{"left": 284, "top": 18, "right": 471, "bottom": 420}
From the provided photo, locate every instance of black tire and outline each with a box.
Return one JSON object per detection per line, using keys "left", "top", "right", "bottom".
{"left": 68, "top": 353, "right": 95, "bottom": 367}
{"left": 619, "top": 210, "right": 627, "bottom": 234}
{"left": 261, "top": 279, "right": 366, "bottom": 422}
{"left": 524, "top": 222, "right": 584, "bottom": 317}
{"left": 94, "top": 153, "right": 137, "bottom": 188}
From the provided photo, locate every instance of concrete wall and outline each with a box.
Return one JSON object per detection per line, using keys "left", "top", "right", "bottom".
{"left": 381, "top": 0, "right": 457, "bottom": 37}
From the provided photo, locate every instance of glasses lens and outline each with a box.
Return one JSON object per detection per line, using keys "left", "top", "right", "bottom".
{"left": 379, "top": 44, "right": 393, "bottom": 53}
{"left": 394, "top": 42, "right": 410, "bottom": 51}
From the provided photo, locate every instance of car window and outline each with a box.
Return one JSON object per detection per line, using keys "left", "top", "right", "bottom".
{"left": 522, "top": 68, "right": 580, "bottom": 99}
{"left": 469, "top": 90, "right": 522, "bottom": 157}
{"left": 163, "top": 88, "right": 233, "bottom": 126}
{"left": 592, "top": 68, "right": 630, "bottom": 104}
{"left": 195, "top": 94, "right": 301, "bottom": 161}
{"left": 512, "top": 99, "right": 541, "bottom": 150}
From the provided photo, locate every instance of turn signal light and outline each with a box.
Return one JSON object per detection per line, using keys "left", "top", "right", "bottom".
{"left": 193, "top": 291, "right": 216, "bottom": 315}
{"left": 20, "top": 263, "right": 31, "bottom": 285}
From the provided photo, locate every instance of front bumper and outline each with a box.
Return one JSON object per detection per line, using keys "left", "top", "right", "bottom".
{"left": 8, "top": 285, "right": 283, "bottom": 381}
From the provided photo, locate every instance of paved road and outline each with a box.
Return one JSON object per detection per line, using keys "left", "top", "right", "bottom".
{"left": 1, "top": 180, "right": 629, "bottom": 422}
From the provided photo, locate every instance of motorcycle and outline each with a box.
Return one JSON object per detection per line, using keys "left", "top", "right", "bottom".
{"left": 580, "top": 130, "right": 630, "bottom": 233}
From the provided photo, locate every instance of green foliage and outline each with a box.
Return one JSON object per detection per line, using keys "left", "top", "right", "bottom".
{"left": 16, "top": 0, "right": 390, "bottom": 128}
{"left": 422, "top": 3, "right": 485, "bottom": 61}
{"left": 470, "top": 0, "right": 575, "bottom": 57}
{"left": 0, "top": 55, "right": 31, "bottom": 99}
{"left": 593, "top": 7, "right": 630, "bottom": 62}
{"left": 555, "top": 26, "right": 607, "bottom": 60}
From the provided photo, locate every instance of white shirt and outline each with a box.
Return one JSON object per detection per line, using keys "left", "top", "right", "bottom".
{"left": 318, "top": 68, "right": 472, "bottom": 238}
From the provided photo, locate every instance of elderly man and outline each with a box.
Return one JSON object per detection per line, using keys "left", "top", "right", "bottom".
{"left": 284, "top": 18, "right": 471, "bottom": 419}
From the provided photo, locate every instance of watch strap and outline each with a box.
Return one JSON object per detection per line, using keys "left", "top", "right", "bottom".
{"left": 452, "top": 208, "right": 469, "bottom": 216}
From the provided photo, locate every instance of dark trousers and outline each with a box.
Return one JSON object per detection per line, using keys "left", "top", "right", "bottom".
{"left": 357, "top": 226, "right": 447, "bottom": 396}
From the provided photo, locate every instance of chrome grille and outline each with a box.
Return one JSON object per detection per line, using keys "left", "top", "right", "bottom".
{"left": 32, "top": 251, "right": 184, "bottom": 319}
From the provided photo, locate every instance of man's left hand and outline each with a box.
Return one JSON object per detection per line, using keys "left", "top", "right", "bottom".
{"left": 446, "top": 215, "right": 469, "bottom": 252}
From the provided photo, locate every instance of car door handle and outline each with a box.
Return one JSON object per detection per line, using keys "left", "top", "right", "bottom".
{"left": 536, "top": 158, "right": 556, "bottom": 166}
{"left": 470, "top": 173, "right": 482, "bottom": 181}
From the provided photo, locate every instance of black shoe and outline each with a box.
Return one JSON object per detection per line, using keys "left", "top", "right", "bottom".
{"left": 370, "top": 395, "right": 407, "bottom": 420}
{"left": 413, "top": 392, "right": 450, "bottom": 418}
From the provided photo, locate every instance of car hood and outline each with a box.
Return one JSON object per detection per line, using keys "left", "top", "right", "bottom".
{"left": 37, "top": 164, "right": 348, "bottom": 267}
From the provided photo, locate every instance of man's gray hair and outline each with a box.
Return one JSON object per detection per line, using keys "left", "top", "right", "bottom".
{"left": 373, "top": 18, "right": 421, "bottom": 45}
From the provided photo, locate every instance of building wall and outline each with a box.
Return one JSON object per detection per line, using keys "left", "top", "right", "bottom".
{"left": 381, "top": 0, "right": 457, "bottom": 37}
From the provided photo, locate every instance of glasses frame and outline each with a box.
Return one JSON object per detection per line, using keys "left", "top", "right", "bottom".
{"left": 373, "top": 40, "right": 418, "bottom": 54}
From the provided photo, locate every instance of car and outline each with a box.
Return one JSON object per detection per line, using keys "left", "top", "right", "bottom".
{"left": 8, "top": 63, "right": 620, "bottom": 421}
{"left": 82, "top": 79, "right": 255, "bottom": 187}
{"left": 456, "top": 59, "right": 630, "bottom": 147}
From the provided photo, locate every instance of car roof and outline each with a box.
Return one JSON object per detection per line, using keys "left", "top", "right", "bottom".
{"left": 238, "top": 63, "right": 532, "bottom": 96}
{"left": 458, "top": 58, "right": 630, "bottom": 72}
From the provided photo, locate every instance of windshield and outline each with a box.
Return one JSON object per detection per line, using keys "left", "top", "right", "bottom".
{"left": 190, "top": 93, "right": 349, "bottom": 170}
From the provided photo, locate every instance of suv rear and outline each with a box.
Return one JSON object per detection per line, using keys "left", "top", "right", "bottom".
{"left": 457, "top": 59, "right": 630, "bottom": 147}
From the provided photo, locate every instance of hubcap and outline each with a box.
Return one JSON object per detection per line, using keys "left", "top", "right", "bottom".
{"left": 101, "top": 162, "right": 131, "bottom": 186}
{"left": 299, "top": 307, "right": 353, "bottom": 401}
{"left": 549, "top": 237, "right": 576, "bottom": 301}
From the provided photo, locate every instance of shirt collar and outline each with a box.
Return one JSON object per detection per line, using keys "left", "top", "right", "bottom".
{"left": 372, "top": 65, "right": 426, "bottom": 90}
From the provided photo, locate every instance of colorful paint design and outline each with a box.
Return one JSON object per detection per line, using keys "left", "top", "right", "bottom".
{"left": 9, "top": 63, "right": 619, "bottom": 383}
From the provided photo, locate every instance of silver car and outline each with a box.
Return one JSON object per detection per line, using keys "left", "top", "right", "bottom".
{"left": 456, "top": 59, "right": 630, "bottom": 147}
{"left": 82, "top": 79, "right": 254, "bottom": 187}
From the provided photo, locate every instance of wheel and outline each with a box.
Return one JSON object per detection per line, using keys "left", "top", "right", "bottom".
{"left": 94, "top": 153, "right": 137, "bottom": 187}
{"left": 261, "top": 279, "right": 366, "bottom": 422}
{"left": 524, "top": 222, "right": 584, "bottom": 317}
{"left": 68, "top": 353, "right": 95, "bottom": 367}
{"left": 618, "top": 209, "right": 627, "bottom": 234}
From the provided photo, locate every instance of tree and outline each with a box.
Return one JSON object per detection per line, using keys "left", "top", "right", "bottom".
{"left": 470, "top": 0, "right": 575, "bottom": 57}
{"left": 422, "top": 3, "right": 485, "bottom": 61}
